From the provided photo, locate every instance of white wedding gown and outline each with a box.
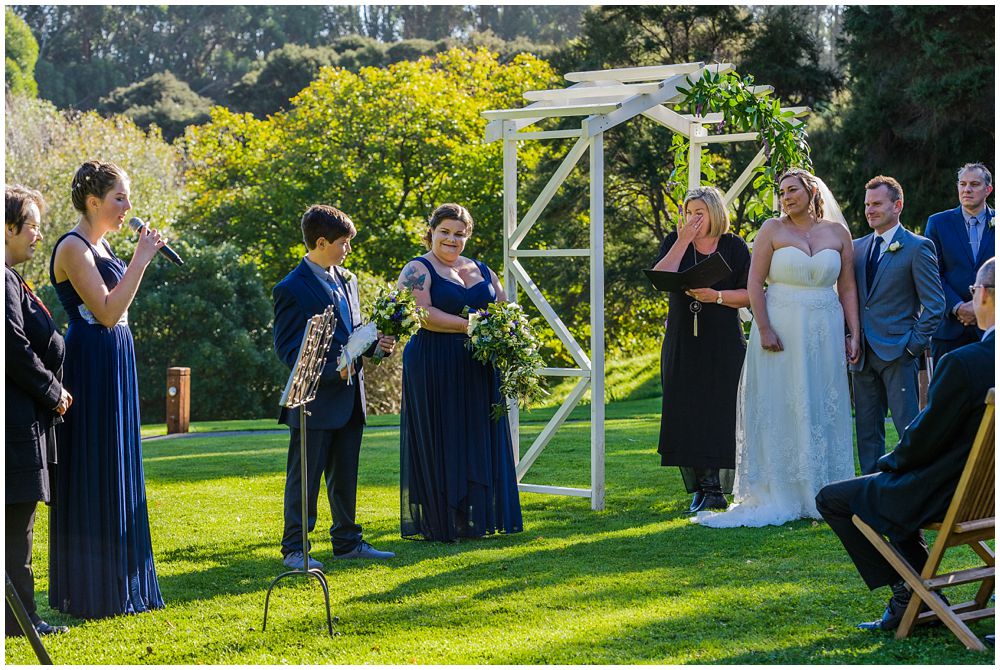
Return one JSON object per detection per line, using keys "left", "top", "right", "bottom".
{"left": 694, "top": 247, "right": 855, "bottom": 527}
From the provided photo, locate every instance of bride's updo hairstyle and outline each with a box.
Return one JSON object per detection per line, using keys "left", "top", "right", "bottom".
{"left": 423, "top": 203, "right": 474, "bottom": 249}
{"left": 683, "top": 186, "right": 731, "bottom": 237}
{"left": 778, "top": 167, "right": 825, "bottom": 219}
{"left": 71, "top": 160, "right": 128, "bottom": 214}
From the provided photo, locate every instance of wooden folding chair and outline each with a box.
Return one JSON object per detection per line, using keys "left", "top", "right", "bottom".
{"left": 853, "top": 388, "right": 995, "bottom": 651}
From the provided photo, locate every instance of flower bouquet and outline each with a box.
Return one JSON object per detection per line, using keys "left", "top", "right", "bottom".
{"left": 466, "top": 301, "right": 547, "bottom": 419}
{"left": 368, "top": 284, "right": 426, "bottom": 364}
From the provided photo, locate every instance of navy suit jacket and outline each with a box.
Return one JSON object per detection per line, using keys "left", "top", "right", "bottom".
{"left": 852, "top": 331, "right": 995, "bottom": 540}
{"left": 272, "top": 260, "right": 366, "bottom": 430}
{"left": 925, "top": 204, "right": 995, "bottom": 341}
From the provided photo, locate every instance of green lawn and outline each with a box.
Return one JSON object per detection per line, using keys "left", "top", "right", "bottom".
{"left": 5, "top": 399, "right": 993, "bottom": 664}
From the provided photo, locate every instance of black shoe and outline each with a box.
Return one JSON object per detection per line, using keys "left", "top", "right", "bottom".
{"left": 33, "top": 620, "right": 69, "bottom": 636}
{"left": 702, "top": 492, "right": 728, "bottom": 511}
{"left": 688, "top": 491, "right": 705, "bottom": 512}
{"left": 984, "top": 634, "right": 994, "bottom": 648}
{"left": 857, "top": 596, "right": 908, "bottom": 631}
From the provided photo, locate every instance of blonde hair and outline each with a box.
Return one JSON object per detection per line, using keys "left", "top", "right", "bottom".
{"left": 683, "top": 186, "right": 731, "bottom": 237}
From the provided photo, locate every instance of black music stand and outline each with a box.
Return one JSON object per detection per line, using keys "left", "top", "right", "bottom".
{"left": 5, "top": 571, "right": 52, "bottom": 664}
{"left": 262, "top": 305, "right": 338, "bottom": 636}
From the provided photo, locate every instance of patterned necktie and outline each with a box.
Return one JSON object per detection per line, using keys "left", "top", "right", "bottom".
{"left": 968, "top": 216, "right": 980, "bottom": 258}
{"left": 866, "top": 236, "right": 883, "bottom": 291}
{"left": 324, "top": 274, "right": 353, "bottom": 333}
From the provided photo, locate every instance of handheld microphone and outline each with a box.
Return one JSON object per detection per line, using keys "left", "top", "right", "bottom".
{"left": 128, "top": 217, "right": 184, "bottom": 266}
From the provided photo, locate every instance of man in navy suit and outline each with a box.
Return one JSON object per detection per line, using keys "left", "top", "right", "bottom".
{"left": 926, "top": 162, "right": 995, "bottom": 362}
{"left": 273, "top": 205, "right": 395, "bottom": 569}
{"left": 817, "top": 257, "right": 995, "bottom": 632}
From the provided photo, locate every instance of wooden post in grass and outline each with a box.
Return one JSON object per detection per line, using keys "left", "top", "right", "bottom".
{"left": 166, "top": 367, "right": 190, "bottom": 434}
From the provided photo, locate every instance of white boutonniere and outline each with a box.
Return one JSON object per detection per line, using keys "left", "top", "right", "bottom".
{"left": 338, "top": 267, "right": 356, "bottom": 283}
{"left": 887, "top": 241, "right": 903, "bottom": 253}
{"left": 987, "top": 214, "right": 994, "bottom": 229}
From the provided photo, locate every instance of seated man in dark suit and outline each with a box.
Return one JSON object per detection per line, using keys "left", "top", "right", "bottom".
{"left": 273, "top": 205, "right": 396, "bottom": 569}
{"left": 816, "top": 256, "right": 995, "bottom": 631}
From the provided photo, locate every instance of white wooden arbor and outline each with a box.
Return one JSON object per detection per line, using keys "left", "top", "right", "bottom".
{"left": 482, "top": 62, "right": 807, "bottom": 510}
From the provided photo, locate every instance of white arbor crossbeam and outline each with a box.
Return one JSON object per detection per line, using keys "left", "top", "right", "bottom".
{"left": 485, "top": 62, "right": 807, "bottom": 511}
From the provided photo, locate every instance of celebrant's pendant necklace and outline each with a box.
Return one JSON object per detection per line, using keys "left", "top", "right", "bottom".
{"left": 689, "top": 245, "right": 702, "bottom": 337}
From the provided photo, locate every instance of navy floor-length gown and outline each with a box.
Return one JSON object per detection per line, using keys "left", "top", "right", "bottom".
{"left": 48, "top": 231, "right": 164, "bottom": 619}
{"left": 400, "top": 256, "right": 523, "bottom": 541}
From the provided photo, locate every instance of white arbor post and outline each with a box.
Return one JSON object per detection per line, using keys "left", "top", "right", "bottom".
{"left": 501, "top": 119, "right": 520, "bottom": 454}
{"left": 588, "top": 129, "right": 606, "bottom": 510}
{"left": 482, "top": 63, "right": 808, "bottom": 512}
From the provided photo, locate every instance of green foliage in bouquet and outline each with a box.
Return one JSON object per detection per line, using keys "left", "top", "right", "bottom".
{"left": 466, "top": 302, "right": 547, "bottom": 420}
{"left": 368, "top": 283, "right": 426, "bottom": 364}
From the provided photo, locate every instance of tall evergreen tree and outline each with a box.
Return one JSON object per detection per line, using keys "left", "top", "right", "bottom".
{"left": 813, "top": 6, "right": 995, "bottom": 231}
{"left": 5, "top": 7, "right": 40, "bottom": 96}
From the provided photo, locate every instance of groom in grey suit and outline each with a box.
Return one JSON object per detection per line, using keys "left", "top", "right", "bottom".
{"left": 850, "top": 176, "right": 945, "bottom": 474}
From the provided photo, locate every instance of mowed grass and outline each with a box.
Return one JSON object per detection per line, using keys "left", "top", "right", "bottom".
{"left": 5, "top": 396, "right": 993, "bottom": 664}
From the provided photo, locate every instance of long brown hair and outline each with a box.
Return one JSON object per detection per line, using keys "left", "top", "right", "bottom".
{"left": 777, "top": 168, "right": 824, "bottom": 219}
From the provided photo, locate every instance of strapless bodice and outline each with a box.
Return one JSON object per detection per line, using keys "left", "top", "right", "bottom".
{"left": 767, "top": 246, "right": 841, "bottom": 289}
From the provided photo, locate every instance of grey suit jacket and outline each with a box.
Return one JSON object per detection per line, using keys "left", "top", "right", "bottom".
{"left": 850, "top": 225, "right": 945, "bottom": 371}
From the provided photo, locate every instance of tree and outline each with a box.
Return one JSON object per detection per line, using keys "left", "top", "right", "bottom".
{"left": 5, "top": 7, "right": 39, "bottom": 97}
{"left": 739, "top": 5, "right": 840, "bottom": 108}
{"left": 227, "top": 44, "right": 340, "bottom": 119}
{"left": 97, "top": 71, "right": 213, "bottom": 142}
{"left": 14, "top": 5, "right": 363, "bottom": 108}
{"left": 182, "top": 48, "right": 558, "bottom": 289}
{"left": 126, "top": 239, "right": 289, "bottom": 422}
{"left": 12, "top": 5, "right": 584, "bottom": 112}
{"left": 4, "top": 94, "right": 186, "bottom": 289}
{"left": 812, "top": 6, "right": 995, "bottom": 232}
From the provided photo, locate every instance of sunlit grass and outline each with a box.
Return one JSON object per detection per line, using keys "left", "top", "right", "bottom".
{"left": 4, "top": 400, "right": 990, "bottom": 664}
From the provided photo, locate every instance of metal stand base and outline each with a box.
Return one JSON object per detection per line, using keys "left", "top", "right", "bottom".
{"left": 5, "top": 571, "right": 52, "bottom": 664}
{"left": 262, "top": 567, "right": 336, "bottom": 636}
{"left": 261, "top": 406, "right": 337, "bottom": 636}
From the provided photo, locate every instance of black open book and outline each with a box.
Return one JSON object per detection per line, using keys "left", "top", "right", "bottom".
{"left": 644, "top": 252, "right": 732, "bottom": 292}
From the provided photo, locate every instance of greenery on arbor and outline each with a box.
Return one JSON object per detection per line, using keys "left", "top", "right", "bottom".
{"left": 812, "top": 5, "right": 995, "bottom": 232}
{"left": 674, "top": 69, "right": 813, "bottom": 224}
{"left": 4, "top": 7, "right": 39, "bottom": 97}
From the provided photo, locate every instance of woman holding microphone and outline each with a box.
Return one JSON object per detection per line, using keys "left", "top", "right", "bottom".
{"left": 48, "top": 161, "right": 166, "bottom": 619}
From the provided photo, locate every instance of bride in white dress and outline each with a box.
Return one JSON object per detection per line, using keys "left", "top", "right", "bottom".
{"left": 695, "top": 169, "right": 861, "bottom": 527}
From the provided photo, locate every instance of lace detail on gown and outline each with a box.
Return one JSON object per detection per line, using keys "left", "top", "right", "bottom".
{"left": 694, "top": 247, "right": 855, "bottom": 527}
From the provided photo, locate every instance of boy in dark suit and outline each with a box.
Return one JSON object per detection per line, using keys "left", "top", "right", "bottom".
{"left": 926, "top": 162, "right": 994, "bottom": 361}
{"left": 816, "top": 257, "right": 995, "bottom": 631}
{"left": 272, "top": 205, "right": 395, "bottom": 569}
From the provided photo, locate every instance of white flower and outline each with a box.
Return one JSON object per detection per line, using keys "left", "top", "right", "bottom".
{"left": 467, "top": 312, "right": 481, "bottom": 336}
{"left": 887, "top": 241, "right": 903, "bottom": 253}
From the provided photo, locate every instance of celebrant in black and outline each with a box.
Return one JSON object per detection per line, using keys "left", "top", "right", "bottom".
{"left": 653, "top": 186, "right": 751, "bottom": 512}
{"left": 5, "top": 186, "right": 71, "bottom": 636}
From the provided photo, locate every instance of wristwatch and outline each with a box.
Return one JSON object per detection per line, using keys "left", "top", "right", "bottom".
{"left": 716, "top": 291, "right": 724, "bottom": 305}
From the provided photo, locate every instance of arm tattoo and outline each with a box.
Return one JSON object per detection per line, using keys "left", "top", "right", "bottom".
{"left": 401, "top": 265, "right": 427, "bottom": 291}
